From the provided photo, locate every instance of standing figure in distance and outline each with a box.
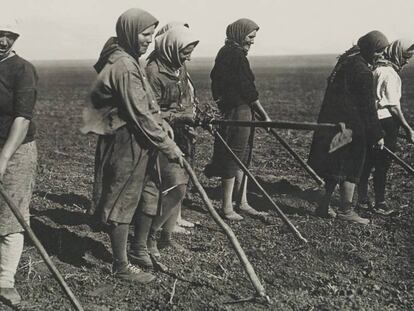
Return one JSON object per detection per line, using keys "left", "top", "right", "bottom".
{"left": 205, "top": 18, "right": 271, "bottom": 221}
{"left": 0, "top": 20, "right": 38, "bottom": 306}
{"left": 357, "top": 39, "right": 414, "bottom": 215}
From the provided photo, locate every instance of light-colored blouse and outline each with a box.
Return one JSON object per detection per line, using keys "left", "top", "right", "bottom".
{"left": 373, "top": 66, "right": 401, "bottom": 120}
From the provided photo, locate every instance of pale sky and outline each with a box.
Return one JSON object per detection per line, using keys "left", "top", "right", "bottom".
{"left": 5, "top": 0, "right": 414, "bottom": 60}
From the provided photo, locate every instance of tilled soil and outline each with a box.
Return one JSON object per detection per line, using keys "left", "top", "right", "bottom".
{"left": 2, "top": 59, "right": 414, "bottom": 311}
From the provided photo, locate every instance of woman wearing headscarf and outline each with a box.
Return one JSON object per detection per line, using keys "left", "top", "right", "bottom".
{"left": 308, "top": 30, "right": 388, "bottom": 224}
{"left": 146, "top": 21, "right": 195, "bottom": 233}
{"left": 357, "top": 39, "right": 414, "bottom": 215}
{"left": 128, "top": 25, "right": 199, "bottom": 268}
{"left": 88, "top": 8, "right": 183, "bottom": 283}
{"left": 204, "top": 18, "right": 271, "bottom": 221}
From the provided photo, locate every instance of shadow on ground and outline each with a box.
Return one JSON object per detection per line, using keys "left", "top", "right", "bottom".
{"left": 31, "top": 191, "right": 112, "bottom": 266}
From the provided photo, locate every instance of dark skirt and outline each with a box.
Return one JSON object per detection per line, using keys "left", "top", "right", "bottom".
{"left": 362, "top": 116, "right": 399, "bottom": 176}
{"left": 308, "top": 127, "right": 366, "bottom": 184}
{"left": 91, "top": 126, "right": 158, "bottom": 224}
{"left": 205, "top": 104, "right": 253, "bottom": 179}
{"left": 158, "top": 124, "right": 195, "bottom": 189}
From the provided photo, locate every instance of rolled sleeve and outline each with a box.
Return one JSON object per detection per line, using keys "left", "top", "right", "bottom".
{"left": 380, "top": 71, "right": 401, "bottom": 108}
{"left": 14, "top": 63, "right": 38, "bottom": 120}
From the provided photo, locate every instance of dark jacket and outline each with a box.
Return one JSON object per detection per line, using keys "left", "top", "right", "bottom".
{"left": 308, "top": 54, "right": 384, "bottom": 183}
{"left": 145, "top": 57, "right": 195, "bottom": 127}
{"left": 210, "top": 44, "right": 258, "bottom": 112}
{"left": 0, "top": 55, "right": 38, "bottom": 146}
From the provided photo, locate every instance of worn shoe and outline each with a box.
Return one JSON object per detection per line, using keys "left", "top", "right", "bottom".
{"left": 223, "top": 211, "right": 244, "bottom": 221}
{"left": 314, "top": 206, "right": 337, "bottom": 218}
{"left": 112, "top": 263, "right": 155, "bottom": 284}
{"left": 128, "top": 248, "right": 153, "bottom": 268}
{"left": 337, "top": 210, "right": 369, "bottom": 225}
{"left": 373, "top": 202, "right": 395, "bottom": 216}
{"left": 356, "top": 199, "right": 372, "bottom": 211}
{"left": 147, "top": 236, "right": 160, "bottom": 258}
{"left": 0, "top": 287, "right": 21, "bottom": 306}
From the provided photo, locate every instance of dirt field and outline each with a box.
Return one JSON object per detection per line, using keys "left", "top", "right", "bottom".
{"left": 3, "top": 56, "right": 414, "bottom": 310}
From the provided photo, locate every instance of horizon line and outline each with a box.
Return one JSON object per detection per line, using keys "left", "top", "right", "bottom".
{"left": 29, "top": 53, "right": 340, "bottom": 62}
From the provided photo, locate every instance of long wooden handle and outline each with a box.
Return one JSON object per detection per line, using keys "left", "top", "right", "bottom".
{"left": 210, "top": 119, "right": 338, "bottom": 131}
{"left": 212, "top": 130, "right": 308, "bottom": 244}
{"left": 384, "top": 147, "right": 414, "bottom": 177}
{"left": 182, "top": 159, "right": 267, "bottom": 298}
{"left": 268, "top": 128, "right": 325, "bottom": 187}
{"left": 0, "top": 185, "right": 84, "bottom": 311}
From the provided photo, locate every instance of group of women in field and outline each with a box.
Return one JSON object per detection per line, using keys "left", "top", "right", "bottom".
{"left": 87, "top": 8, "right": 273, "bottom": 284}
{"left": 0, "top": 6, "right": 413, "bottom": 306}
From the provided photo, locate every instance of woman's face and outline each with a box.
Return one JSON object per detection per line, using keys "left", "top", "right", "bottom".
{"left": 179, "top": 43, "right": 196, "bottom": 64}
{"left": 401, "top": 50, "right": 414, "bottom": 67}
{"left": 137, "top": 25, "right": 156, "bottom": 56}
{"left": 0, "top": 31, "right": 17, "bottom": 56}
{"left": 372, "top": 50, "right": 384, "bottom": 64}
{"left": 242, "top": 30, "right": 257, "bottom": 52}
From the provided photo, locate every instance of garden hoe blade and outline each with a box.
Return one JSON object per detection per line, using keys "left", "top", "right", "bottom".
{"left": 329, "top": 122, "right": 353, "bottom": 153}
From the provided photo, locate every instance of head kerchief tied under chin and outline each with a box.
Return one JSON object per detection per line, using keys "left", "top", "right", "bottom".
{"left": 156, "top": 21, "right": 189, "bottom": 38}
{"left": 381, "top": 39, "right": 414, "bottom": 71}
{"left": 156, "top": 25, "right": 199, "bottom": 68}
{"left": 357, "top": 30, "right": 389, "bottom": 62}
{"left": 147, "top": 21, "right": 190, "bottom": 62}
{"left": 116, "top": 8, "right": 158, "bottom": 58}
{"left": 226, "top": 18, "right": 259, "bottom": 45}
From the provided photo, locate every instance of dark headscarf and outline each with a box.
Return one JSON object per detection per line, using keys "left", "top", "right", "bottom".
{"left": 94, "top": 8, "right": 158, "bottom": 72}
{"left": 357, "top": 30, "right": 389, "bottom": 63}
{"left": 326, "top": 31, "right": 388, "bottom": 86}
{"left": 116, "top": 8, "right": 158, "bottom": 58}
{"left": 226, "top": 18, "right": 259, "bottom": 46}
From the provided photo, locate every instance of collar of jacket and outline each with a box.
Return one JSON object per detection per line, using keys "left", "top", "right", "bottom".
{"left": 106, "top": 47, "right": 137, "bottom": 65}
{"left": 155, "top": 57, "right": 181, "bottom": 79}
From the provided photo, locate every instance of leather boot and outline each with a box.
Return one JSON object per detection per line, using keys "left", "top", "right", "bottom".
{"left": 337, "top": 203, "right": 369, "bottom": 225}
{"left": 129, "top": 212, "right": 153, "bottom": 268}
{"left": 147, "top": 230, "right": 160, "bottom": 258}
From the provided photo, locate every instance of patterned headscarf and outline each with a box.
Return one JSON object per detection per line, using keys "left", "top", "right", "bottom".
{"left": 225, "top": 18, "right": 259, "bottom": 46}
{"left": 147, "top": 21, "right": 190, "bottom": 62}
{"left": 156, "top": 21, "right": 189, "bottom": 38}
{"left": 116, "top": 8, "right": 158, "bottom": 58}
{"left": 375, "top": 39, "right": 414, "bottom": 71}
{"left": 156, "top": 25, "right": 199, "bottom": 69}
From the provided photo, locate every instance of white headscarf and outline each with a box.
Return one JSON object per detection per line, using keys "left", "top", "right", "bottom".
{"left": 155, "top": 25, "right": 199, "bottom": 69}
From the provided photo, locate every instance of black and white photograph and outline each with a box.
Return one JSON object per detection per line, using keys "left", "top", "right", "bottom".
{"left": 1, "top": 0, "right": 414, "bottom": 310}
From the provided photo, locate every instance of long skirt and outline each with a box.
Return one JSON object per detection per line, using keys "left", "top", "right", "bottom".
{"left": 205, "top": 104, "right": 253, "bottom": 179}
{"left": 0, "top": 141, "right": 37, "bottom": 236}
{"left": 308, "top": 127, "right": 366, "bottom": 184}
{"left": 158, "top": 123, "right": 195, "bottom": 190}
{"left": 92, "top": 126, "right": 158, "bottom": 225}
